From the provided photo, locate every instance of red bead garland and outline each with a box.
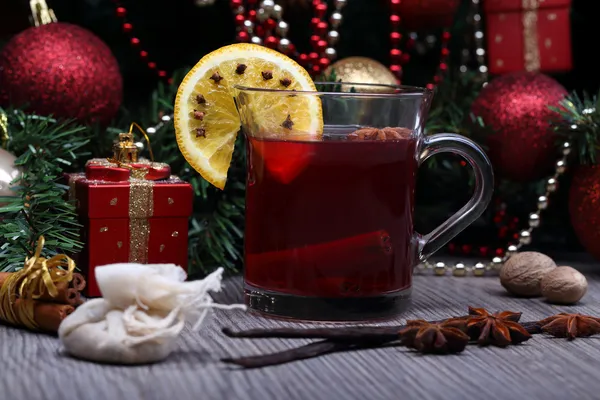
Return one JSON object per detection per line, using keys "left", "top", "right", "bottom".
{"left": 388, "top": 0, "right": 408, "bottom": 82}
{"left": 231, "top": 0, "right": 333, "bottom": 77}
{"left": 429, "top": 29, "right": 452, "bottom": 88}
{"left": 448, "top": 198, "right": 519, "bottom": 259}
{"left": 231, "top": 1, "right": 452, "bottom": 85}
{"left": 389, "top": 0, "right": 451, "bottom": 87}
{"left": 113, "top": 1, "right": 171, "bottom": 83}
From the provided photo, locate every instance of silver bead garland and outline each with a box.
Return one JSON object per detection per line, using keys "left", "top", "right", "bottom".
{"left": 459, "top": 0, "right": 488, "bottom": 82}
{"left": 418, "top": 141, "right": 571, "bottom": 277}
{"left": 245, "top": 1, "right": 345, "bottom": 62}
{"left": 421, "top": 0, "right": 565, "bottom": 277}
{"left": 145, "top": 114, "right": 173, "bottom": 135}
{"left": 131, "top": 113, "right": 174, "bottom": 156}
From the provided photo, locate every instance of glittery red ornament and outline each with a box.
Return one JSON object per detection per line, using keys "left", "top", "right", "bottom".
{"left": 471, "top": 72, "right": 567, "bottom": 182}
{"left": 0, "top": 22, "right": 122, "bottom": 124}
{"left": 396, "top": 0, "right": 460, "bottom": 30}
{"left": 569, "top": 165, "right": 600, "bottom": 261}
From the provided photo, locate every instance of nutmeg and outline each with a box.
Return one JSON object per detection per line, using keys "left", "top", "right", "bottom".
{"left": 541, "top": 266, "right": 588, "bottom": 304}
{"left": 499, "top": 252, "right": 557, "bottom": 297}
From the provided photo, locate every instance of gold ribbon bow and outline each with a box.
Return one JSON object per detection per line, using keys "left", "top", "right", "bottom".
{"left": 18, "top": 236, "right": 75, "bottom": 299}
{"left": 0, "top": 236, "right": 75, "bottom": 330}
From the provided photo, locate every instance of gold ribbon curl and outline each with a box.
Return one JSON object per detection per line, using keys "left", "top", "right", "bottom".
{"left": 0, "top": 111, "right": 9, "bottom": 149}
{"left": 0, "top": 236, "right": 75, "bottom": 330}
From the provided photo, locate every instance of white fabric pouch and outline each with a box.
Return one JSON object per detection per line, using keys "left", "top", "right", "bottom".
{"left": 58, "top": 264, "right": 244, "bottom": 364}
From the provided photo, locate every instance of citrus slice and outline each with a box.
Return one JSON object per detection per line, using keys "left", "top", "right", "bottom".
{"left": 174, "top": 43, "right": 323, "bottom": 190}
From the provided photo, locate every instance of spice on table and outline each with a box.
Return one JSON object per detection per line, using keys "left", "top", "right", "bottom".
{"left": 223, "top": 325, "right": 401, "bottom": 342}
{"left": 399, "top": 318, "right": 469, "bottom": 354}
{"left": 540, "top": 266, "right": 588, "bottom": 304}
{"left": 500, "top": 252, "right": 557, "bottom": 297}
{"left": 222, "top": 340, "right": 354, "bottom": 369}
{"left": 466, "top": 307, "right": 531, "bottom": 347}
{"left": 0, "top": 236, "right": 84, "bottom": 333}
{"left": 221, "top": 307, "right": 594, "bottom": 369}
{"left": 538, "top": 313, "right": 600, "bottom": 340}
{"left": 0, "top": 272, "right": 85, "bottom": 306}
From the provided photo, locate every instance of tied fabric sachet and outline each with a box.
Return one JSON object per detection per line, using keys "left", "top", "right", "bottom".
{"left": 58, "top": 264, "right": 245, "bottom": 364}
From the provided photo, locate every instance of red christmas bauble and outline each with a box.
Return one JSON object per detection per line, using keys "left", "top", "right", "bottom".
{"left": 569, "top": 165, "right": 600, "bottom": 261}
{"left": 471, "top": 72, "right": 567, "bottom": 182}
{"left": 395, "top": 0, "right": 460, "bottom": 31}
{"left": 0, "top": 22, "right": 122, "bottom": 124}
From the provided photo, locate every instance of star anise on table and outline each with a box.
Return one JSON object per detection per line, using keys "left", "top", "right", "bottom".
{"left": 399, "top": 318, "right": 470, "bottom": 354}
{"left": 538, "top": 313, "right": 600, "bottom": 340}
{"left": 466, "top": 306, "right": 531, "bottom": 347}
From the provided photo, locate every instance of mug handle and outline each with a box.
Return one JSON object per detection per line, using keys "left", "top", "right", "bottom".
{"left": 416, "top": 133, "right": 494, "bottom": 262}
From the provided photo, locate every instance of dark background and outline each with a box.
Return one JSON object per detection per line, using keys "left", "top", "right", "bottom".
{"left": 1, "top": 0, "right": 599, "bottom": 260}
{"left": 2, "top": 0, "right": 596, "bottom": 101}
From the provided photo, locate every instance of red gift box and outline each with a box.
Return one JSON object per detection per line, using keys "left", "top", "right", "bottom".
{"left": 67, "top": 158, "right": 193, "bottom": 297}
{"left": 484, "top": 0, "right": 572, "bottom": 75}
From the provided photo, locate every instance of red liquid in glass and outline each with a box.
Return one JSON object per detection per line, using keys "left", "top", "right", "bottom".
{"left": 244, "top": 133, "right": 418, "bottom": 298}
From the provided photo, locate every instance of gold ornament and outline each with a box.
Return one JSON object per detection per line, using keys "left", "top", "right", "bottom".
{"left": 324, "top": 57, "right": 398, "bottom": 91}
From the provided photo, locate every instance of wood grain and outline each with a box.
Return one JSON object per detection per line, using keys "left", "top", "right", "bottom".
{"left": 2, "top": 262, "right": 600, "bottom": 400}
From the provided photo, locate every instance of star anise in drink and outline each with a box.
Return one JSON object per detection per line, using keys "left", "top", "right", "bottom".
{"left": 466, "top": 307, "right": 531, "bottom": 347}
{"left": 347, "top": 127, "right": 412, "bottom": 141}
{"left": 538, "top": 313, "right": 600, "bottom": 340}
{"left": 399, "top": 318, "right": 469, "bottom": 354}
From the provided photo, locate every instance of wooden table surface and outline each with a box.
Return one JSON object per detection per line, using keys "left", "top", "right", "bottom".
{"left": 2, "top": 262, "right": 600, "bottom": 400}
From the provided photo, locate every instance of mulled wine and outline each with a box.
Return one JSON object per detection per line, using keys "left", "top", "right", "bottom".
{"left": 238, "top": 82, "right": 493, "bottom": 321}
{"left": 244, "top": 129, "right": 418, "bottom": 318}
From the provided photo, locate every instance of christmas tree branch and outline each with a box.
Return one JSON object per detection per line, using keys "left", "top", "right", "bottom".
{"left": 551, "top": 90, "right": 600, "bottom": 165}
{"left": 0, "top": 108, "right": 91, "bottom": 271}
{"left": 426, "top": 70, "right": 485, "bottom": 137}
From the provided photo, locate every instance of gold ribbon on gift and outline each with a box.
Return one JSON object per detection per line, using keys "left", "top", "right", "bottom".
{"left": 123, "top": 122, "right": 156, "bottom": 263}
{"left": 0, "top": 236, "right": 75, "bottom": 330}
{"left": 129, "top": 178, "right": 154, "bottom": 263}
{"left": 67, "top": 172, "right": 85, "bottom": 202}
{"left": 522, "top": 0, "right": 541, "bottom": 71}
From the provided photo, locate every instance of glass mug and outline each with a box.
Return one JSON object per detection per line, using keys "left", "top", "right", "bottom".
{"left": 235, "top": 83, "right": 493, "bottom": 321}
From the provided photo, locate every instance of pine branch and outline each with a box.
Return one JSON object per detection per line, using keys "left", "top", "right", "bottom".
{"left": 551, "top": 90, "right": 600, "bottom": 165}
{"left": 0, "top": 108, "right": 91, "bottom": 271}
{"left": 426, "top": 70, "right": 484, "bottom": 137}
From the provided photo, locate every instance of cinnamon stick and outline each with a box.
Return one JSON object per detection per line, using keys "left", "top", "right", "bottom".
{"left": 246, "top": 230, "right": 393, "bottom": 295}
{"left": 4, "top": 300, "right": 74, "bottom": 333}
{"left": 71, "top": 273, "right": 86, "bottom": 291}
{"left": 0, "top": 272, "right": 85, "bottom": 306}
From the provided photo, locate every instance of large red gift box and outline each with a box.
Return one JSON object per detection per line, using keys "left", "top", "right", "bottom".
{"left": 484, "top": 0, "right": 572, "bottom": 75}
{"left": 67, "top": 158, "right": 193, "bottom": 297}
